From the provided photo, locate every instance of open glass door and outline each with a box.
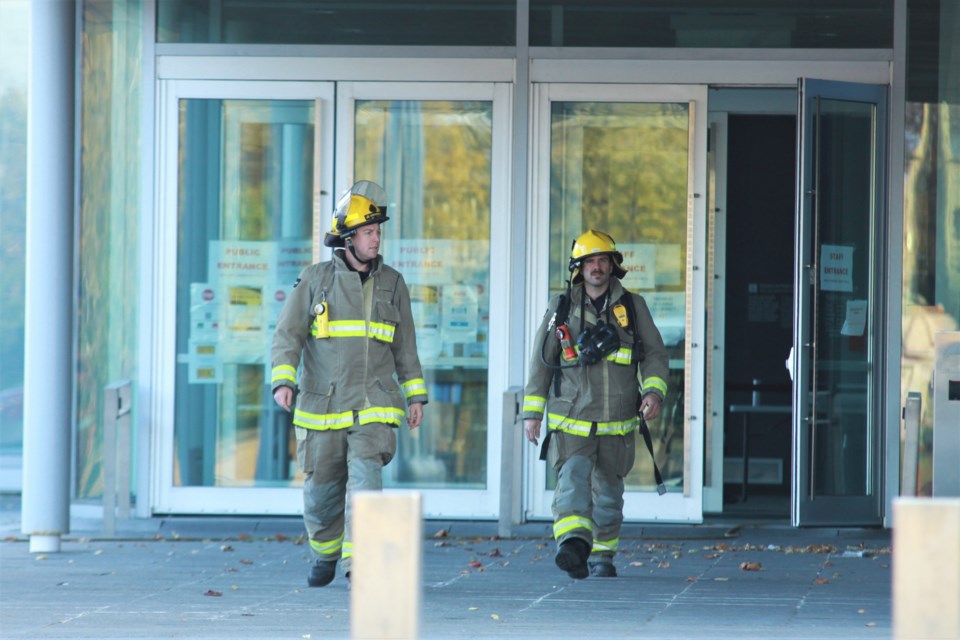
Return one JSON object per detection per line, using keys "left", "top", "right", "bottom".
{"left": 792, "top": 79, "right": 887, "bottom": 526}
{"left": 528, "top": 84, "right": 708, "bottom": 523}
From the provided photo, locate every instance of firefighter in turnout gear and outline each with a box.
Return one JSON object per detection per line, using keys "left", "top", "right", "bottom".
{"left": 271, "top": 180, "right": 428, "bottom": 587}
{"left": 523, "top": 230, "right": 669, "bottom": 579}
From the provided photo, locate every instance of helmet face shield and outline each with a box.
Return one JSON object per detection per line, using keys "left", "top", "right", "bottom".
{"left": 568, "top": 229, "right": 627, "bottom": 283}
{"left": 323, "top": 180, "right": 390, "bottom": 247}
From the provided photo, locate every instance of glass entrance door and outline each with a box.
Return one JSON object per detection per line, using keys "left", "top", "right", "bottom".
{"left": 527, "top": 84, "right": 708, "bottom": 523}
{"left": 336, "top": 82, "right": 512, "bottom": 518}
{"left": 156, "top": 80, "right": 334, "bottom": 514}
{"left": 792, "top": 79, "right": 887, "bottom": 526}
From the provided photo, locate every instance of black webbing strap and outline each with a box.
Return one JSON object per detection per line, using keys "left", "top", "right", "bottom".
{"left": 538, "top": 429, "right": 553, "bottom": 461}
{"left": 639, "top": 415, "right": 667, "bottom": 495}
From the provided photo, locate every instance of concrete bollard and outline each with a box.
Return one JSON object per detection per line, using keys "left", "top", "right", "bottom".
{"left": 893, "top": 498, "right": 960, "bottom": 640}
{"left": 350, "top": 492, "right": 422, "bottom": 640}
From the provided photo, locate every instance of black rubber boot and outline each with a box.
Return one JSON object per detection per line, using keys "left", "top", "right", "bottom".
{"left": 308, "top": 560, "right": 337, "bottom": 587}
{"left": 555, "top": 538, "right": 590, "bottom": 579}
{"left": 589, "top": 561, "right": 618, "bottom": 578}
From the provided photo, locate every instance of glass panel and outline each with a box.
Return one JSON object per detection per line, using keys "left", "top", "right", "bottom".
{"left": 902, "top": 0, "right": 960, "bottom": 497}
{"left": 547, "top": 101, "right": 689, "bottom": 492}
{"left": 809, "top": 98, "right": 875, "bottom": 497}
{"left": 76, "top": 1, "right": 143, "bottom": 499}
{"left": 158, "top": 0, "right": 515, "bottom": 46}
{"left": 531, "top": 0, "right": 892, "bottom": 49}
{"left": 354, "top": 100, "right": 493, "bottom": 489}
{"left": 174, "top": 99, "right": 315, "bottom": 487}
{"left": 0, "top": 1, "right": 28, "bottom": 492}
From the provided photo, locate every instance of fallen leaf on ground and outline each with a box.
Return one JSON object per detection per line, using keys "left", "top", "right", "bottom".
{"left": 658, "top": 562, "right": 671, "bottom": 569}
{"left": 814, "top": 578, "right": 829, "bottom": 584}
{"left": 469, "top": 560, "right": 483, "bottom": 568}
{"left": 220, "top": 545, "right": 234, "bottom": 552}
{"left": 491, "top": 614, "right": 500, "bottom": 621}
{"left": 687, "top": 576, "right": 697, "bottom": 582}
{"left": 239, "top": 559, "right": 254, "bottom": 565}
{"left": 433, "top": 528, "right": 449, "bottom": 538}
{"left": 629, "top": 561, "right": 644, "bottom": 567}
{"left": 204, "top": 590, "right": 222, "bottom": 597}
{"left": 488, "top": 548, "right": 503, "bottom": 557}
{"left": 468, "top": 607, "right": 478, "bottom": 611}
{"left": 740, "top": 562, "right": 762, "bottom": 571}
{"left": 274, "top": 533, "right": 289, "bottom": 541}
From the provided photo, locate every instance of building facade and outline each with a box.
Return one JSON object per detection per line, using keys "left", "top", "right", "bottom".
{"left": 6, "top": 0, "right": 960, "bottom": 534}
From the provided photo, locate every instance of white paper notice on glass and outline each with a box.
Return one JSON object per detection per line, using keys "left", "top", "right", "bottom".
{"left": 820, "top": 244, "right": 854, "bottom": 292}
{"left": 440, "top": 284, "right": 478, "bottom": 344}
{"left": 841, "top": 299, "right": 868, "bottom": 336}
{"left": 617, "top": 243, "right": 656, "bottom": 290}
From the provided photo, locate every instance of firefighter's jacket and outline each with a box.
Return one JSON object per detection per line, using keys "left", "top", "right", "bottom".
{"left": 270, "top": 250, "right": 428, "bottom": 430}
{"left": 522, "top": 279, "right": 669, "bottom": 437}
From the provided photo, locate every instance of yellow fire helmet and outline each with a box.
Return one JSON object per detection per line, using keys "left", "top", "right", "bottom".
{"left": 568, "top": 229, "right": 627, "bottom": 284}
{"left": 323, "top": 180, "right": 390, "bottom": 247}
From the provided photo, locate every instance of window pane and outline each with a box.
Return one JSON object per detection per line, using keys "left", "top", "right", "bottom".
{"left": 174, "top": 99, "right": 314, "bottom": 487}
{"left": 354, "top": 100, "right": 493, "bottom": 489}
{"left": 531, "top": 0, "right": 893, "bottom": 48}
{"left": 158, "top": 0, "right": 515, "bottom": 46}
{"left": 547, "top": 101, "right": 689, "bottom": 492}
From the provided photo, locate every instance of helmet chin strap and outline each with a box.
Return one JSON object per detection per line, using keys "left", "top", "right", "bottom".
{"left": 345, "top": 238, "right": 374, "bottom": 265}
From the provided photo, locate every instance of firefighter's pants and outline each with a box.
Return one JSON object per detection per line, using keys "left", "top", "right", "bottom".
{"left": 548, "top": 428, "right": 636, "bottom": 560}
{"left": 296, "top": 421, "right": 397, "bottom": 575}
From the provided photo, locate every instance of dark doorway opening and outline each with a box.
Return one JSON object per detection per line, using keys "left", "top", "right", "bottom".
{"left": 722, "top": 114, "right": 796, "bottom": 518}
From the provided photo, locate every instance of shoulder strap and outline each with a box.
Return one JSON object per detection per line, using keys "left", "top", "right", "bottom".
{"left": 620, "top": 292, "right": 644, "bottom": 364}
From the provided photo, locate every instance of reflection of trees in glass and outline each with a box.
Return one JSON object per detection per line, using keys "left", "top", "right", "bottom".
{"left": 549, "top": 102, "right": 689, "bottom": 292}
{"left": 354, "top": 99, "right": 494, "bottom": 488}
{"left": 76, "top": 2, "right": 143, "bottom": 499}
{"left": 355, "top": 101, "right": 492, "bottom": 243}
{"left": 0, "top": 88, "right": 26, "bottom": 407}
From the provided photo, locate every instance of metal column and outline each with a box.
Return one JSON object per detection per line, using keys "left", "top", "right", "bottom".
{"left": 21, "top": 0, "right": 76, "bottom": 553}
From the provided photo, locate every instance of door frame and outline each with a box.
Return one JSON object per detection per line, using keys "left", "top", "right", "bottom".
{"left": 525, "top": 82, "right": 709, "bottom": 524}
{"left": 335, "top": 81, "right": 515, "bottom": 519}
{"left": 153, "top": 79, "right": 336, "bottom": 514}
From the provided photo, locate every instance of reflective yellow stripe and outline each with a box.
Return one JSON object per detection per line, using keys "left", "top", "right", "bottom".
{"left": 643, "top": 376, "right": 668, "bottom": 396}
{"left": 358, "top": 407, "right": 404, "bottom": 426}
{"left": 342, "top": 541, "right": 354, "bottom": 560}
{"left": 606, "top": 347, "right": 633, "bottom": 365}
{"left": 547, "top": 413, "right": 637, "bottom": 436}
{"left": 595, "top": 418, "right": 638, "bottom": 436}
{"left": 523, "top": 395, "right": 546, "bottom": 413}
{"left": 592, "top": 538, "right": 619, "bottom": 553}
{"left": 293, "top": 409, "right": 354, "bottom": 430}
{"left": 329, "top": 320, "right": 367, "bottom": 337}
{"left": 563, "top": 345, "right": 633, "bottom": 365}
{"left": 553, "top": 515, "right": 594, "bottom": 539}
{"left": 310, "top": 533, "right": 344, "bottom": 557}
{"left": 368, "top": 322, "right": 396, "bottom": 342}
{"left": 546, "top": 413, "right": 592, "bottom": 436}
{"left": 402, "top": 378, "right": 426, "bottom": 399}
{"left": 272, "top": 365, "right": 297, "bottom": 385}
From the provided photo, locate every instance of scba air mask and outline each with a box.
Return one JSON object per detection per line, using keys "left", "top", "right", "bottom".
{"left": 576, "top": 322, "right": 621, "bottom": 366}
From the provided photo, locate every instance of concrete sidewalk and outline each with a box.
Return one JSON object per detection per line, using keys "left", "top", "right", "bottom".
{"left": 0, "top": 499, "right": 892, "bottom": 640}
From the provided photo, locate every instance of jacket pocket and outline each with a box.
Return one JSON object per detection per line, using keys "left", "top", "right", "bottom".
{"left": 371, "top": 300, "right": 400, "bottom": 343}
